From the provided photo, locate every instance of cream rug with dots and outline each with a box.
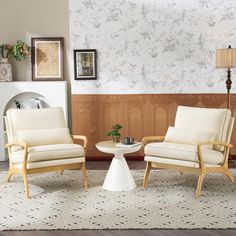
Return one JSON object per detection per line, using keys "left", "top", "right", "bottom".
{"left": 0, "top": 169, "right": 236, "bottom": 230}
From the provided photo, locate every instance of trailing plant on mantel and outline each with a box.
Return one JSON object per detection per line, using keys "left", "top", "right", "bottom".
{"left": 0, "top": 40, "right": 31, "bottom": 61}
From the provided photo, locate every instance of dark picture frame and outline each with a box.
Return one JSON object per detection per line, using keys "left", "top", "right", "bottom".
{"left": 31, "top": 37, "right": 64, "bottom": 81}
{"left": 74, "top": 49, "right": 97, "bottom": 80}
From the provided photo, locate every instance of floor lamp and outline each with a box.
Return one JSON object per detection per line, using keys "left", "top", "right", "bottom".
{"left": 216, "top": 45, "right": 236, "bottom": 109}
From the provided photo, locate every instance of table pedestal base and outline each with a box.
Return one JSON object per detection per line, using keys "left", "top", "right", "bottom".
{"left": 102, "top": 154, "right": 136, "bottom": 191}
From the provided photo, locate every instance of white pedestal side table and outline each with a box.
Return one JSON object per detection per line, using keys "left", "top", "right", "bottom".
{"left": 96, "top": 141, "right": 142, "bottom": 191}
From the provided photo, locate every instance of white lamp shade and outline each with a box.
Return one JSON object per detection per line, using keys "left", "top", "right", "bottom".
{"left": 216, "top": 47, "right": 236, "bottom": 68}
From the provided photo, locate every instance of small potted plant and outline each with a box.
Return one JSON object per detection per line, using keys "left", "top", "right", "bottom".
{"left": 107, "top": 123, "right": 123, "bottom": 143}
{"left": 0, "top": 40, "right": 31, "bottom": 82}
{"left": 11, "top": 40, "right": 31, "bottom": 61}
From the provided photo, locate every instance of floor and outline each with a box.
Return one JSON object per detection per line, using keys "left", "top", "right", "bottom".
{"left": 0, "top": 160, "right": 236, "bottom": 236}
{"left": 0, "top": 230, "right": 236, "bottom": 236}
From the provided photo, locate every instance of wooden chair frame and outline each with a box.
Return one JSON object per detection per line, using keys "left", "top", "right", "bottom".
{"left": 142, "top": 136, "right": 234, "bottom": 197}
{"left": 6, "top": 135, "right": 88, "bottom": 199}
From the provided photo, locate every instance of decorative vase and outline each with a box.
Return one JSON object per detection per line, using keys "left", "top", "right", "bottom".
{"left": 112, "top": 135, "right": 120, "bottom": 143}
{"left": 0, "top": 58, "right": 12, "bottom": 82}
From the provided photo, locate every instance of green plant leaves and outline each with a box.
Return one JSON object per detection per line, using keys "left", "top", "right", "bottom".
{"left": 107, "top": 123, "right": 123, "bottom": 136}
{"left": 0, "top": 40, "right": 31, "bottom": 61}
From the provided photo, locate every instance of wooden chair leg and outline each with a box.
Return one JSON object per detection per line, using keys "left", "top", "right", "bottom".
{"left": 143, "top": 162, "right": 151, "bottom": 188}
{"left": 60, "top": 170, "right": 64, "bottom": 176}
{"left": 81, "top": 163, "right": 88, "bottom": 190}
{"left": 6, "top": 168, "right": 14, "bottom": 182}
{"left": 196, "top": 173, "right": 205, "bottom": 197}
{"left": 223, "top": 169, "right": 234, "bottom": 182}
{"left": 22, "top": 171, "right": 29, "bottom": 199}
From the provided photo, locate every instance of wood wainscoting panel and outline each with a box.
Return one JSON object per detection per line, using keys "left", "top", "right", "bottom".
{"left": 123, "top": 95, "right": 147, "bottom": 156}
{"left": 72, "top": 94, "right": 236, "bottom": 158}
{"left": 97, "top": 96, "right": 124, "bottom": 157}
{"left": 72, "top": 95, "right": 98, "bottom": 156}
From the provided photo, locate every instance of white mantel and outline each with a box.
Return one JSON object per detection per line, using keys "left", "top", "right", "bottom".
{"left": 0, "top": 81, "right": 68, "bottom": 161}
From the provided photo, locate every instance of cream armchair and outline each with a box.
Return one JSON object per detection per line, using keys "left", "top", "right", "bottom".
{"left": 143, "top": 106, "right": 234, "bottom": 197}
{"left": 5, "top": 107, "right": 88, "bottom": 198}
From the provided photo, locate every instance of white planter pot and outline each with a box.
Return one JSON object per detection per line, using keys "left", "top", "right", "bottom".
{"left": 0, "top": 58, "right": 12, "bottom": 82}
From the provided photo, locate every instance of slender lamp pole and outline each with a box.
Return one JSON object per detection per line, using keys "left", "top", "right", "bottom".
{"left": 226, "top": 46, "right": 232, "bottom": 109}
{"left": 216, "top": 45, "right": 236, "bottom": 109}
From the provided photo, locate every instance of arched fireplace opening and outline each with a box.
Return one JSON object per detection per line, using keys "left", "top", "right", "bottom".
{"left": 0, "top": 81, "right": 68, "bottom": 161}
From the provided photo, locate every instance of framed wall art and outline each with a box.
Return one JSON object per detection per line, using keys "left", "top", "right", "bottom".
{"left": 31, "top": 37, "right": 64, "bottom": 81}
{"left": 74, "top": 49, "right": 97, "bottom": 80}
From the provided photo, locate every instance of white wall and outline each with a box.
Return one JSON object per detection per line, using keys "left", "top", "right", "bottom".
{"left": 69, "top": 0, "right": 236, "bottom": 94}
{"left": 0, "top": 0, "right": 70, "bottom": 82}
{"left": 1, "top": 0, "right": 236, "bottom": 94}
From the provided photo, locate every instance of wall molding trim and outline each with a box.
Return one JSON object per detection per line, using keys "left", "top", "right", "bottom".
{"left": 72, "top": 94, "right": 236, "bottom": 158}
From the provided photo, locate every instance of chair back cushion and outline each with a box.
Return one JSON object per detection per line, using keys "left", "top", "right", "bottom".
{"left": 174, "top": 106, "right": 231, "bottom": 150}
{"left": 164, "top": 126, "right": 216, "bottom": 149}
{"left": 15, "top": 128, "right": 73, "bottom": 147}
{"left": 5, "top": 107, "right": 72, "bottom": 146}
{"left": 225, "top": 117, "right": 235, "bottom": 144}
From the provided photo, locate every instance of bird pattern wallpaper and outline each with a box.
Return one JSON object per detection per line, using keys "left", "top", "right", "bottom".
{"left": 69, "top": 0, "right": 236, "bottom": 94}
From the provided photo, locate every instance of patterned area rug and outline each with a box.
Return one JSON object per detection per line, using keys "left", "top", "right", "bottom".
{"left": 0, "top": 169, "right": 236, "bottom": 230}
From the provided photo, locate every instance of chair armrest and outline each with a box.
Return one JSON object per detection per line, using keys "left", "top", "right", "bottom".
{"left": 5, "top": 142, "right": 28, "bottom": 167}
{"left": 72, "top": 135, "right": 88, "bottom": 149}
{"left": 142, "top": 136, "right": 165, "bottom": 146}
{"left": 197, "top": 141, "right": 233, "bottom": 148}
{"left": 197, "top": 141, "right": 233, "bottom": 168}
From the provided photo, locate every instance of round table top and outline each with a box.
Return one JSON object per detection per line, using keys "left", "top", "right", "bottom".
{"left": 96, "top": 140, "right": 142, "bottom": 155}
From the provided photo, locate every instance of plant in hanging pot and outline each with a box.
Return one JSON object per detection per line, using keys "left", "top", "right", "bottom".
{"left": 107, "top": 124, "right": 123, "bottom": 143}
{"left": 0, "top": 40, "right": 31, "bottom": 82}
{"left": 11, "top": 40, "right": 31, "bottom": 61}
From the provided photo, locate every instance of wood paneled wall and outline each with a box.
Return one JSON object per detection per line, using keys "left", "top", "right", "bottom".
{"left": 72, "top": 94, "right": 236, "bottom": 158}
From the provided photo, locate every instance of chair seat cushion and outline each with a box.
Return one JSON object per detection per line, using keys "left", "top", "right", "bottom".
{"left": 144, "top": 156, "right": 220, "bottom": 168}
{"left": 144, "top": 142, "right": 224, "bottom": 165}
{"left": 10, "top": 144, "right": 85, "bottom": 164}
{"left": 14, "top": 157, "right": 85, "bottom": 169}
